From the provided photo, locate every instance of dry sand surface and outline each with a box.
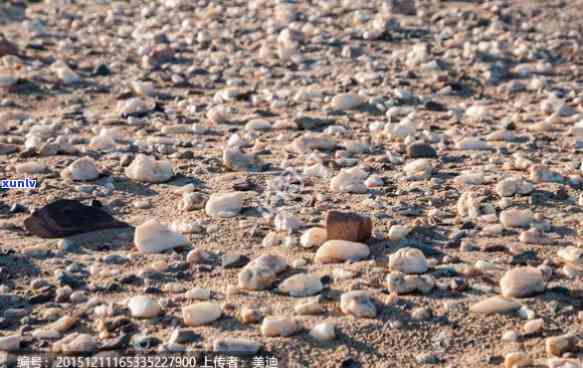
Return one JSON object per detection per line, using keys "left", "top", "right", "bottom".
{"left": 0, "top": 0, "right": 583, "bottom": 367}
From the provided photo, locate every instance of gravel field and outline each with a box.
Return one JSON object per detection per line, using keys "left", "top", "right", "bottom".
{"left": 0, "top": 0, "right": 583, "bottom": 367}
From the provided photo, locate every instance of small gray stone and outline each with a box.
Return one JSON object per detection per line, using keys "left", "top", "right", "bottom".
{"left": 221, "top": 253, "right": 249, "bottom": 269}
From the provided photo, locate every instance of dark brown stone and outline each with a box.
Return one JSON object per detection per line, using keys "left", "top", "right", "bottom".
{"left": 24, "top": 199, "right": 129, "bottom": 238}
{"left": 0, "top": 37, "right": 18, "bottom": 58}
{"left": 406, "top": 143, "right": 437, "bottom": 159}
{"left": 325, "top": 210, "right": 372, "bottom": 242}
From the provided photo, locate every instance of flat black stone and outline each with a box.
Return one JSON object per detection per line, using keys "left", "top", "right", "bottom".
{"left": 24, "top": 199, "right": 129, "bottom": 238}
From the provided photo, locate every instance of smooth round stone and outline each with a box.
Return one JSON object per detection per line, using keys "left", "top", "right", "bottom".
{"left": 330, "top": 168, "right": 368, "bottom": 193}
{"left": 128, "top": 295, "right": 161, "bottom": 318}
{"left": 185, "top": 288, "right": 211, "bottom": 300}
{"left": 213, "top": 338, "right": 261, "bottom": 354}
{"left": 500, "top": 209, "right": 533, "bottom": 228}
{"left": 238, "top": 266, "right": 277, "bottom": 290}
{"left": 61, "top": 157, "right": 99, "bottom": 181}
{"left": 261, "top": 317, "right": 301, "bottom": 337}
{"left": 294, "top": 299, "right": 324, "bottom": 315}
{"left": 278, "top": 273, "right": 323, "bottom": 297}
{"left": 523, "top": 318, "right": 544, "bottom": 334}
{"left": 340, "top": 291, "right": 377, "bottom": 318}
{"left": 331, "top": 93, "right": 365, "bottom": 110}
{"left": 315, "top": 240, "right": 370, "bottom": 264}
{"left": 469, "top": 296, "right": 521, "bottom": 314}
{"left": 388, "top": 225, "right": 411, "bottom": 241}
{"left": 309, "top": 322, "right": 336, "bottom": 341}
{"left": 546, "top": 335, "right": 576, "bottom": 357}
{"left": 205, "top": 192, "right": 243, "bottom": 218}
{"left": 134, "top": 219, "right": 190, "bottom": 253}
{"left": 406, "top": 143, "right": 437, "bottom": 158}
{"left": 247, "top": 255, "right": 288, "bottom": 274}
{"left": 300, "top": 227, "right": 327, "bottom": 248}
{"left": 245, "top": 118, "right": 272, "bottom": 131}
{"left": 389, "top": 247, "right": 428, "bottom": 274}
{"left": 182, "top": 302, "right": 221, "bottom": 326}
{"left": 500, "top": 267, "right": 545, "bottom": 298}
{"left": 504, "top": 352, "right": 530, "bottom": 368}
{"left": 125, "top": 154, "right": 173, "bottom": 183}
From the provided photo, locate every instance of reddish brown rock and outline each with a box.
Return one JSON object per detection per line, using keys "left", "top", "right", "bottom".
{"left": 325, "top": 210, "right": 372, "bottom": 242}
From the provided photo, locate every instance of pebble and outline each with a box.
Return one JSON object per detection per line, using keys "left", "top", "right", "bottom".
{"left": 134, "top": 219, "right": 190, "bottom": 253}
{"left": 185, "top": 288, "right": 211, "bottom": 301}
{"left": 182, "top": 192, "right": 208, "bottom": 211}
{"left": 523, "top": 318, "right": 544, "bottom": 334}
{"left": 205, "top": 192, "right": 243, "bottom": 218}
{"left": 223, "top": 147, "right": 260, "bottom": 172}
{"left": 309, "top": 322, "right": 336, "bottom": 342}
{"left": 16, "top": 162, "right": 49, "bottom": 174}
{"left": 331, "top": 93, "right": 365, "bottom": 111}
{"left": 315, "top": 240, "right": 370, "bottom": 264}
{"left": 500, "top": 209, "right": 533, "bottom": 228}
{"left": 128, "top": 295, "right": 161, "bottom": 318}
{"left": 545, "top": 335, "right": 576, "bottom": 357}
{"left": 504, "top": 352, "right": 530, "bottom": 368}
{"left": 125, "top": 154, "right": 173, "bottom": 183}
{"left": 470, "top": 296, "right": 521, "bottom": 314}
{"left": 60, "top": 157, "right": 99, "bottom": 181}
{"left": 294, "top": 299, "right": 324, "bottom": 315}
{"left": 240, "top": 305, "right": 263, "bottom": 324}
{"left": 182, "top": 302, "right": 222, "bottom": 326}
{"left": 261, "top": 316, "right": 301, "bottom": 337}
{"left": 221, "top": 253, "right": 249, "bottom": 269}
{"left": 386, "top": 272, "right": 435, "bottom": 295}
{"left": 300, "top": 227, "right": 327, "bottom": 248}
{"left": 168, "top": 329, "right": 200, "bottom": 345}
{"left": 388, "top": 225, "right": 411, "bottom": 241}
{"left": 278, "top": 273, "right": 323, "bottom": 297}
{"left": 325, "top": 210, "right": 372, "bottom": 243}
{"left": 389, "top": 247, "right": 428, "bottom": 274}
{"left": 500, "top": 267, "right": 545, "bottom": 298}
{"left": 330, "top": 167, "right": 368, "bottom": 193}
{"left": 412, "top": 307, "right": 432, "bottom": 321}
{"left": 496, "top": 177, "right": 534, "bottom": 197}
{"left": 340, "top": 291, "right": 377, "bottom": 318}
{"left": 406, "top": 143, "right": 437, "bottom": 158}
{"left": 238, "top": 266, "right": 277, "bottom": 290}
{"left": 213, "top": 338, "right": 261, "bottom": 354}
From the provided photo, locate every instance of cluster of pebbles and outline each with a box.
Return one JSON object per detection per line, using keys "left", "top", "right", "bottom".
{"left": 0, "top": 0, "right": 583, "bottom": 367}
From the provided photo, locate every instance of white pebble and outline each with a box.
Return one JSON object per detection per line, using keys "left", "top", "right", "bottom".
{"left": 134, "top": 219, "right": 190, "bottom": 253}
{"left": 182, "top": 302, "right": 221, "bottom": 326}
{"left": 205, "top": 192, "right": 243, "bottom": 218}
